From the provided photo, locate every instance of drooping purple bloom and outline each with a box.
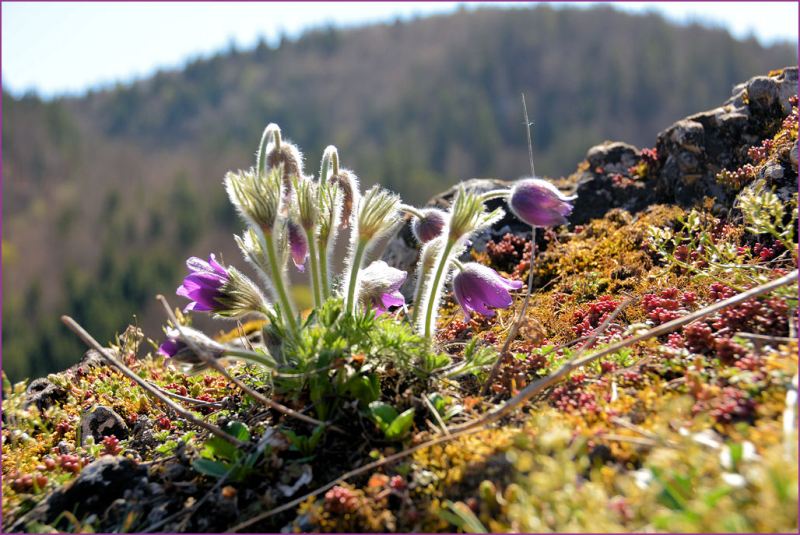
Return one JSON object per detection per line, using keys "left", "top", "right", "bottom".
{"left": 508, "top": 178, "right": 577, "bottom": 227}
{"left": 177, "top": 254, "right": 230, "bottom": 312}
{"left": 288, "top": 220, "right": 308, "bottom": 272}
{"left": 359, "top": 260, "right": 408, "bottom": 316}
{"left": 453, "top": 263, "right": 523, "bottom": 319}
{"left": 158, "top": 337, "right": 185, "bottom": 358}
{"left": 411, "top": 209, "right": 448, "bottom": 243}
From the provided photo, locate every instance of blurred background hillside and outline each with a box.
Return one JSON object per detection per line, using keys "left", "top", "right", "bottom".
{"left": 3, "top": 3, "right": 797, "bottom": 380}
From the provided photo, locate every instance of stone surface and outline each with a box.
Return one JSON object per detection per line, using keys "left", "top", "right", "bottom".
{"left": 79, "top": 405, "right": 129, "bottom": 445}
{"left": 22, "top": 377, "right": 67, "bottom": 412}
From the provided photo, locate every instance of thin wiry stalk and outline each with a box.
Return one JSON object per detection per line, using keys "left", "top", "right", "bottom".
{"left": 306, "top": 231, "right": 322, "bottom": 307}
{"left": 345, "top": 240, "right": 368, "bottom": 315}
{"left": 481, "top": 226, "right": 537, "bottom": 395}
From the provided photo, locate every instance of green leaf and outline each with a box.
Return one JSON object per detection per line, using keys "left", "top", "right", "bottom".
{"left": 192, "top": 458, "right": 229, "bottom": 479}
{"left": 428, "top": 393, "right": 447, "bottom": 414}
{"left": 225, "top": 421, "right": 251, "bottom": 442}
{"left": 438, "top": 500, "right": 488, "bottom": 533}
{"left": 348, "top": 374, "right": 381, "bottom": 406}
{"left": 202, "top": 436, "right": 239, "bottom": 462}
{"left": 385, "top": 408, "right": 415, "bottom": 440}
{"left": 368, "top": 401, "right": 399, "bottom": 432}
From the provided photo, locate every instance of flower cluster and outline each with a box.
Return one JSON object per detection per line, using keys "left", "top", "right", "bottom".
{"left": 161, "top": 122, "right": 576, "bottom": 366}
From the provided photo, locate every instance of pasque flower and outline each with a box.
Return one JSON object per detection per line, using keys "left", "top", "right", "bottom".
{"left": 508, "top": 178, "right": 577, "bottom": 227}
{"left": 359, "top": 260, "right": 407, "bottom": 315}
{"left": 452, "top": 262, "right": 523, "bottom": 319}
{"left": 411, "top": 209, "right": 448, "bottom": 243}
{"left": 177, "top": 253, "right": 270, "bottom": 318}
{"left": 177, "top": 254, "right": 229, "bottom": 312}
{"left": 287, "top": 220, "right": 309, "bottom": 272}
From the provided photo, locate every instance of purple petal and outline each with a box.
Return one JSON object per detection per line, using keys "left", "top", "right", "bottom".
{"left": 184, "top": 272, "right": 226, "bottom": 290}
{"left": 412, "top": 209, "right": 448, "bottom": 243}
{"left": 158, "top": 338, "right": 182, "bottom": 357}
{"left": 186, "top": 256, "right": 213, "bottom": 274}
{"left": 453, "top": 263, "right": 521, "bottom": 319}
{"left": 207, "top": 254, "right": 228, "bottom": 277}
{"left": 288, "top": 221, "right": 308, "bottom": 272}
{"left": 509, "top": 178, "right": 575, "bottom": 227}
{"left": 380, "top": 290, "right": 405, "bottom": 308}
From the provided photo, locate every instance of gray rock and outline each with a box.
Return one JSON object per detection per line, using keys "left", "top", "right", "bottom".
{"left": 760, "top": 164, "right": 785, "bottom": 181}
{"left": 80, "top": 405, "right": 129, "bottom": 445}
{"left": 667, "top": 120, "right": 705, "bottom": 154}
{"left": 746, "top": 76, "right": 781, "bottom": 115}
{"left": 571, "top": 142, "right": 655, "bottom": 225}
{"left": 23, "top": 377, "right": 67, "bottom": 412}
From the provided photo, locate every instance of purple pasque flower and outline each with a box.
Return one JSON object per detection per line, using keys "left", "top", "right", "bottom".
{"left": 287, "top": 220, "right": 309, "bottom": 272}
{"left": 177, "top": 254, "right": 230, "bottom": 312}
{"left": 508, "top": 178, "right": 577, "bottom": 227}
{"left": 453, "top": 262, "right": 523, "bottom": 319}
{"left": 411, "top": 209, "right": 448, "bottom": 243}
{"left": 158, "top": 337, "right": 185, "bottom": 358}
{"left": 359, "top": 260, "right": 408, "bottom": 316}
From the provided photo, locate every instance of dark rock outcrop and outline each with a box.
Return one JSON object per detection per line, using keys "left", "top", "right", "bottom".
{"left": 383, "top": 67, "right": 798, "bottom": 273}
{"left": 10, "top": 457, "right": 147, "bottom": 532}
{"left": 573, "top": 66, "right": 797, "bottom": 223}
{"left": 22, "top": 378, "right": 67, "bottom": 412}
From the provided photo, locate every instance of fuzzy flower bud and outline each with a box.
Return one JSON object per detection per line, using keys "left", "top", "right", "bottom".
{"left": 328, "top": 169, "right": 360, "bottom": 229}
{"left": 225, "top": 167, "right": 283, "bottom": 232}
{"left": 293, "top": 176, "right": 318, "bottom": 231}
{"left": 258, "top": 123, "right": 304, "bottom": 188}
{"left": 411, "top": 209, "right": 448, "bottom": 243}
{"left": 447, "top": 186, "right": 504, "bottom": 243}
{"left": 508, "top": 178, "right": 576, "bottom": 227}
{"left": 356, "top": 185, "right": 401, "bottom": 242}
{"left": 287, "top": 220, "right": 309, "bottom": 272}
{"left": 358, "top": 260, "right": 407, "bottom": 316}
{"left": 452, "top": 262, "right": 523, "bottom": 319}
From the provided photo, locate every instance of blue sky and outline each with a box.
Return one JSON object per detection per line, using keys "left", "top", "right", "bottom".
{"left": 3, "top": 2, "right": 798, "bottom": 97}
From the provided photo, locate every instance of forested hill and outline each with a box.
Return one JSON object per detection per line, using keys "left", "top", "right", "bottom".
{"left": 2, "top": 4, "right": 796, "bottom": 381}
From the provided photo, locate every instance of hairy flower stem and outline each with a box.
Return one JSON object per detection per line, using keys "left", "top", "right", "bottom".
{"left": 481, "top": 226, "right": 537, "bottom": 395}
{"left": 305, "top": 231, "right": 323, "bottom": 308}
{"left": 345, "top": 240, "right": 368, "bottom": 315}
{"left": 262, "top": 231, "right": 298, "bottom": 332}
{"left": 423, "top": 239, "right": 456, "bottom": 339}
{"left": 480, "top": 189, "right": 510, "bottom": 202}
{"left": 318, "top": 241, "right": 332, "bottom": 299}
{"left": 399, "top": 204, "right": 426, "bottom": 219}
{"left": 224, "top": 348, "right": 278, "bottom": 369}
{"left": 256, "top": 123, "right": 282, "bottom": 177}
